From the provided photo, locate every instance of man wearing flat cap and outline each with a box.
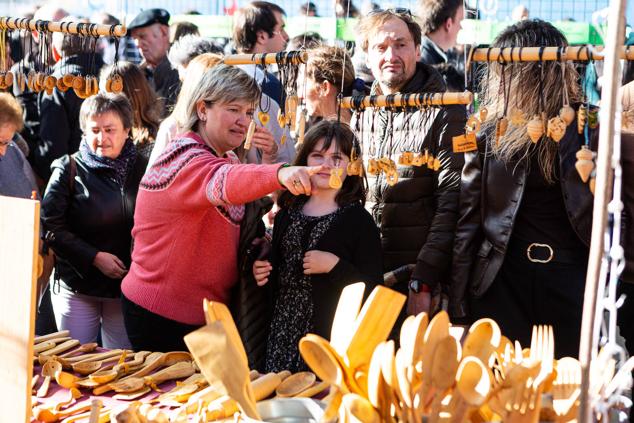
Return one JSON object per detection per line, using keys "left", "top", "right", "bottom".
{"left": 128, "top": 8, "right": 180, "bottom": 114}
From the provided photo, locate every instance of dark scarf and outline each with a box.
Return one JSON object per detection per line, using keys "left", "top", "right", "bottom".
{"left": 78, "top": 138, "right": 137, "bottom": 186}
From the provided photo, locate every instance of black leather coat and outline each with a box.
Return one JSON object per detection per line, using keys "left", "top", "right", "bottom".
{"left": 41, "top": 151, "right": 147, "bottom": 298}
{"left": 449, "top": 122, "right": 595, "bottom": 318}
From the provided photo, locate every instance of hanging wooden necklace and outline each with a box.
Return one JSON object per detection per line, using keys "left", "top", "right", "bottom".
{"left": 366, "top": 106, "right": 381, "bottom": 175}
{"left": 509, "top": 56, "right": 527, "bottom": 126}
{"left": 347, "top": 97, "right": 364, "bottom": 176}
{"left": 546, "top": 48, "right": 567, "bottom": 142}
{"left": 397, "top": 94, "right": 415, "bottom": 166}
{"left": 574, "top": 61, "right": 595, "bottom": 189}
{"left": 495, "top": 53, "right": 513, "bottom": 146}
{"left": 380, "top": 103, "right": 398, "bottom": 186}
{"left": 527, "top": 48, "right": 546, "bottom": 143}
{"left": 0, "top": 28, "right": 13, "bottom": 90}
{"left": 557, "top": 47, "right": 575, "bottom": 126}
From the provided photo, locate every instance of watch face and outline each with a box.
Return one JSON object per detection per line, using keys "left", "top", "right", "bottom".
{"left": 409, "top": 280, "right": 420, "bottom": 293}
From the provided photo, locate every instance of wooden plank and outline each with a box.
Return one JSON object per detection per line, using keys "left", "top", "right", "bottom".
{"left": 0, "top": 195, "right": 40, "bottom": 423}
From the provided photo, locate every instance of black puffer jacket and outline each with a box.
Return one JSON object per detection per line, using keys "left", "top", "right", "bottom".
{"left": 450, "top": 120, "right": 595, "bottom": 318}
{"left": 41, "top": 151, "right": 147, "bottom": 298}
{"left": 353, "top": 62, "right": 467, "bottom": 288}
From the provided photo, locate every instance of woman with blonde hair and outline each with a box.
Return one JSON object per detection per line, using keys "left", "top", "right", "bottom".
{"left": 121, "top": 64, "right": 326, "bottom": 351}
{"left": 450, "top": 20, "right": 593, "bottom": 357}
{"left": 100, "top": 62, "right": 162, "bottom": 160}
{"left": 297, "top": 45, "right": 356, "bottom": 125}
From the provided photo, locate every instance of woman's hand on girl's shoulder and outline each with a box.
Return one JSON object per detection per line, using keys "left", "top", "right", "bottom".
{"left": 303, "top": 250, "right": 340, "bottom": 275}
{"left": 253, "top": 260, "right": 273, "bottom": 286}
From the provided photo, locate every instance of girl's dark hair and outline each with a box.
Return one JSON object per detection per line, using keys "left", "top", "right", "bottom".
{"left": 279, "top": 119, "right": 367, "bottom": 208}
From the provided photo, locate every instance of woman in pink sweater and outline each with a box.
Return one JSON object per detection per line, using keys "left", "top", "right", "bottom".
{"left": 121, "top": 64, "right": 321, "bottom": 351}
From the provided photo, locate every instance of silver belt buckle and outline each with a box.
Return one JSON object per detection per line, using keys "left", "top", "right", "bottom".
{"left": 526, "top": 243, "right": 554, "bottom": 263}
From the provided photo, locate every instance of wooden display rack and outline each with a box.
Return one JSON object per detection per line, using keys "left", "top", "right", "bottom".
{"left": 340, "top": 91, "right": 473, "bottom": 110}
{"left": 0, "top": 196, "right": 40, "bottom": 423}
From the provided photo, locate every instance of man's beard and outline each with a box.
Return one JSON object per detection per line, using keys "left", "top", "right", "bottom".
{"left": 379, "top": 71, "right": 408, "bottom": 90}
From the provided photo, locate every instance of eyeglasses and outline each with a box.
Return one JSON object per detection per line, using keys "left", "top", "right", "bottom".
{"left": 367, "top": 7, "right": 412, "bottom": 17}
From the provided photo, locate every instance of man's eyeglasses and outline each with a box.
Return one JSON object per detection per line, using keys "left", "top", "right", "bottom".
{"left": 367, "top": 7, "right": 412, "bottom": 17}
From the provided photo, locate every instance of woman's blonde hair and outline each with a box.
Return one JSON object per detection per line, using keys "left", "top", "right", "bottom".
{"left": 305, "top": 45, "right": 355, "bottom": 96}
{"left": 480, "top": 19, "right": 581, "bottom": 183}
{"left": 100, "top": 62, "right": 162, "bottom": 146}
{"left": 172, "top": 53, "right": 223, "bottom": 132}
{"left": 178, "top": 64, "right": 261, "bottom": 134}
{"left": 0, "top": 93, "right": 24, "bottom": 131}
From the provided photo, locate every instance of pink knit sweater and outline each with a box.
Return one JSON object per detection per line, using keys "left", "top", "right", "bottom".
{"left": 122, "top": 133, "right": 283, "bottom": 325}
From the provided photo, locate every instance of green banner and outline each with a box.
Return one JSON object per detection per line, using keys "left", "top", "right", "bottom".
{"left": 171, "top": 16, "right": 604, "bottom": 45}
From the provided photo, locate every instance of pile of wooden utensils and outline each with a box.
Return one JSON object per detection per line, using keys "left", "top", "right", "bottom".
{"left": 298, "top": 283, "right": 586, "bottom": 423}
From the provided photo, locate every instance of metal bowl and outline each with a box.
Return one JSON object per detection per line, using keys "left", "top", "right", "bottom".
{"left": 253, "top": 398, "right": 326, "bottom": 423}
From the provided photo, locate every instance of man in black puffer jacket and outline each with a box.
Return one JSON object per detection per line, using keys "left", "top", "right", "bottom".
{"left": 354, "top": 9, "right": 466, "bottom": 315}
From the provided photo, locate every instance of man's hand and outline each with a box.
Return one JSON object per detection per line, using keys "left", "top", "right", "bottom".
{"left": 406, "top": 289, "right": 431, "bottom": 316}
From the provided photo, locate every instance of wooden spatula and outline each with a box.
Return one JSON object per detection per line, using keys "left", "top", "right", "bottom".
{"left": 330, "top": 282, "right": 365, "bottom": 356}
{"left": 428, "top": 336, "right": 461, "bottom": 423}
{"left": 419, "top": 311, "right": 450, "bottom": 402}
{"left": 203, "top": 299, "right": 249, "bottom": 366}
{"left": 345, "top": 286, "right": 406, "bottom": 371}
{"left": 184, "top": 322, "right": 260, "bottom": 420}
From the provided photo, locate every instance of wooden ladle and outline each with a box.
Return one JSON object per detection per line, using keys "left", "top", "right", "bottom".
{"left": 462, "top": 318, "right": 502, "bottom": 366}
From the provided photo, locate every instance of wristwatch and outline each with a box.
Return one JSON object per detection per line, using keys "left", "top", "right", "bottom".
{"left": 409, "top": 279, "right": 431, "bottom": 293}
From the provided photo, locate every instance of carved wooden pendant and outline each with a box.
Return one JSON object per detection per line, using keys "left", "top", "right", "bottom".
{"left": 329, "top": 168, "right": 343, "bottom": 189}
{"left": 411, "top": 153, "right": 425, "bottom": 167}
{"left": 296, "top": 109, "right": 307, "bottom": 145}
{"left": 559, "top": 105, "right": 575, "bottom": 126}
{"left": 244, "top": 120, "right": 256, "bottom": 150}
{"left": 347, "top": 158, "right": 363, "bottom": 176}
{"left": 258, "top": 111, "right": 270, "bottom": 126}
{"left": 575, "top": 145, "right": 594, "bottom": 183}
{"left": 577, "top": 106, "right": 587, "bottom": 134}
{"left": 367, "top": 158, "right": 380, "bottom": 175}
{"left": 277, "top": 109, "right": 286, "bottom": 128}
{"left": 547, "top": 116, "right": 566, "bottom": 142}
{"left": 385, "top": 169, "right": 398, "bottom": 186}
{"left": 509, "top": 107, "right": 526, "bottom": 125}
{"left": 398, "top": 151, "right": 413, "bottom": 166}
{"left": 466, "top": 115, "right": 481, "bottom": 133}
{"left": 526, "top": 115, "right": 544, "bottom": 143}
{"left": 479, "top": 107, "right": 488, "bottom": 122}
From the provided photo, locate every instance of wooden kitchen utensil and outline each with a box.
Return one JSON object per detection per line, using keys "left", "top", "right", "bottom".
{"left": 449, "top": 356, "right": 491, "bottom": 423}
{"left": 34, "top": 330, "right": 70, "bottom": 344}
{"left": 428, "top": 336, "right": 461, "bottom": 423}
{"left": 342, "top": 393, "right": 381, "bottom": 423}
{"left": 37, "top": 359, "right": 61, "bottom": 398}
{"left": 275, "top": 371, "right": 316, "bottom": 397}
{"left": 184, "top": 322, "right": 260, "bottom": 419}
{"left": 345, "top": 286, "right": 406, "bottom": 371}
{"left": 330, "top": 282, "right": 365, "bottom": 356}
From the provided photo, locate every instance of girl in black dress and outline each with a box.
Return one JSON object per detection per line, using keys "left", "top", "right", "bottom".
{"left": 253, "top": 119, "right": 383, "bottom": 372}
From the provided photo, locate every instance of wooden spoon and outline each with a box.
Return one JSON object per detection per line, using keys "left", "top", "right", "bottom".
{"left": 275, "top": 371, "right": 316, "bottom": 397}
{"left": 427, "top": 336, "right": 461, "bottom": 423}
{"left": 71, "top": 350, "right": 126, "bottom": 375}
{"left": 342, "top": 393, "right": 381, "bottom": 423}
{"left": 251, "top": 372, "right": 282, "bottom": 401}
{"left": 419, "top": 311, "right": 450, "bottom": 401}
{"left": 184, "top": 322, "right": 260, "bottom": 419}
{"left": 89, "top": 351, "right": 151, "bottom": 385}
{"left": 59, "top": 342, "right": 99, "bottom": 359}
{"left": 39, "top": 339, "right": 80, "bottom": 358}
{"left": 33, "top": 401, "right": 93, "bottom": 422}
{"left": 92, "top": 351, "right": 165, "bottom": 395}
{"left": 110, "top": 360, "right": 196, "bottom": 393}
{"left": 449, "top": 356, "right": 491, "bottom": 423}
{"left": 299, "top": 333, "right": 362, "bottom": 395}
{"left": 462, "top": 318, "right": 502, "bottom": 366}
{"left": 37, "top": 359, "right": 61, "bottom": 398}
{"left": 34, "top": 340, "right": 57, "bottom": 354}
{"left": 34, "top": 330, "right": 70, "bottom": 343}
{"left": 53, "top": 387, "right": 82, "bottom": 411}
{"left": 330, "top": 282, "right": 366, "bottom": 356}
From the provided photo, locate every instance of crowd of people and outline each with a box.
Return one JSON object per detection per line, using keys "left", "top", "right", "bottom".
{"left": 2, "top": 0, "right": 634, "bottom": 373}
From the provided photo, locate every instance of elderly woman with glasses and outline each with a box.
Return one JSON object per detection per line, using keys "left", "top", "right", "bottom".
{"left": 121, "top": 64, "right": 324, "bottom": 352}
{"left": 41, "top": 93, "right": 148, "bottom": 348}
